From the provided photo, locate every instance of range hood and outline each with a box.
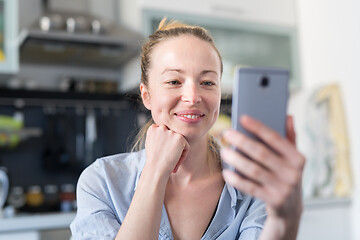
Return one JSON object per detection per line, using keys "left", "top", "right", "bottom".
{"left": 19, "top": 12, "right": 144, "bottom": 69}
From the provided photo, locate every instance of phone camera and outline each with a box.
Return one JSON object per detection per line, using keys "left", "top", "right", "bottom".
{"left": 260, "top": 76, "right": 269, "bottom": 88}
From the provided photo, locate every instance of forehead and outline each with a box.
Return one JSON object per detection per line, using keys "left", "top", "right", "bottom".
{"left": 149, "top": 35, "right": 221, "bottom": 74}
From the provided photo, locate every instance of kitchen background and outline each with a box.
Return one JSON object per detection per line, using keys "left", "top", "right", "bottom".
{"left": 0, "top": 0, "right": 359, "bottom": 239}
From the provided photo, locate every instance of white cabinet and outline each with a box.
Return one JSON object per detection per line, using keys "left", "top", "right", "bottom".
{"left": 139, "top": 0, "right": 296, "bottom": 27}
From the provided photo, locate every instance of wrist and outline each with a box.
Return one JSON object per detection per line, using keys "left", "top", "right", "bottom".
{"left": 263, "top": 213, "right": 302, "bottom": 240}
{"left": 141, "top": 163, "right": 170, "bottom": 187}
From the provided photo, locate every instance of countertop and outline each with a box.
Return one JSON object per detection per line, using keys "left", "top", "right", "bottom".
{"left": 0, "top": 212, "right": 76, "bottom": 233}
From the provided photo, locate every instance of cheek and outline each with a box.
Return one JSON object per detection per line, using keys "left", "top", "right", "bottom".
{"left": 210, "top": 95, "right": 221, "bottom": 123}
{"left": 209, "top": 92, "right": 221, "bottom": 113}
{"left": 149, "top": 94, "right": 177, "bottom": 122}
{"left": 150, "top": 93, "right": 175, "bottom": 110}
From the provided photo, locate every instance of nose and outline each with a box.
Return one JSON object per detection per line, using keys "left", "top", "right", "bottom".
{"left": 181, "top": 82, "right": 201, "bottom": 104}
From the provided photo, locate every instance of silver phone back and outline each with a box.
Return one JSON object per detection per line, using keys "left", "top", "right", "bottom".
{"left": 231, "top": 67, "right": 289, "bottom": 140}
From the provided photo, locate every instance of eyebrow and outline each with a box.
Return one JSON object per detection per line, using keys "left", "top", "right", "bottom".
{"left": 201, "top": 70, "right": 218, "bottom": 76}
{"left": 161, "top": 68, "right": 184, "bottom": 75}
{"left": 161, "top": 68, "right": 218, "bottom": 76}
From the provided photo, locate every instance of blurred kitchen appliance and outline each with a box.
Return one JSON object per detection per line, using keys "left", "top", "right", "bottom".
{"left": 19, "top": 10, "right": 143, "bottom": 68}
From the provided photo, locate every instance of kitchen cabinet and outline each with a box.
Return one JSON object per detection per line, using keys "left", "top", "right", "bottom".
{"left": 141, "top": 9, "right": 300, "bottom": 94}
{"left": 139, "top": 0, "right": 296, "bottom": 27}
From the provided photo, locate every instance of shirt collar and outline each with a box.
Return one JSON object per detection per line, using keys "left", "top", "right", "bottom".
{"left": 133, "top": 149, "right": 244, "bottom": 207}
{"left": 133, "top": 149, "right": 146, "bottom": 191}
{"left": 131, "top": 152, "right": 245, "bottom": 239}
{"left": 226, "top": 182, "right": 244, "bottom": 208}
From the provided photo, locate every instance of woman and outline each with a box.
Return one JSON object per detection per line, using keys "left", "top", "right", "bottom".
{"left": 70, "top": 18, "right": 305, "bottom": 240}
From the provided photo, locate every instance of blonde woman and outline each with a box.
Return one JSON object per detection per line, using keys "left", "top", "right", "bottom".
{"left": 70, "top": 18, "right": 305, "bottom": 240}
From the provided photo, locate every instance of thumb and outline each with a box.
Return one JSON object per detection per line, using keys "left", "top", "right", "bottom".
{"left": 173, "top": 140, "right": 190, "bottom": 173}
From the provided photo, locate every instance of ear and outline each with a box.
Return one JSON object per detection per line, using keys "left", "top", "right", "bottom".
{"left": 140, "top": 83, "right": 151, "bottom": 110}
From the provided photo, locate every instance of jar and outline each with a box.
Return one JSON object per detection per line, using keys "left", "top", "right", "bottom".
{"left": 7, "top": 186, "right": 26, "bottom": 209}
{"left": 44, "top": 184, "right": 60, "bottom": 211}
{"left": 60, "top": 184, "right": 76, "bottom": 212}
{"left": 26, "top": 185, "right": 44, "bottom": 208}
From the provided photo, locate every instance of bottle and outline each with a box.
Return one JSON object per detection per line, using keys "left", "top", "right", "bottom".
{"left": 60, "top": 184, "right": 76, "bottom": 212}
{"left": 44, "top": 184, "right": 60, "bottom": 212}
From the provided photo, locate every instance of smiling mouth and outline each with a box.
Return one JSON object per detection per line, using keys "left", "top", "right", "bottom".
{"left": 175, "top": 113, "right": 205, "bottom": 119}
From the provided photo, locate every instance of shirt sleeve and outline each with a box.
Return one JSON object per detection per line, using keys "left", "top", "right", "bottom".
{"left": 238, "top": 198, "right": 267, "bottom": 240}
{"left": 70, "top": 160, "right": 120, "bottom": 240}
{"left": 238, "top": 227, "right": 262, "bottom": 240}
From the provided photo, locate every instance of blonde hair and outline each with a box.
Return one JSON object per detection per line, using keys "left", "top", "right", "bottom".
{"left": 141, "top": 18, "right": 223, "bottom": 85}
{"left": 132, "top": 18, "right": 222, "bottom": 169}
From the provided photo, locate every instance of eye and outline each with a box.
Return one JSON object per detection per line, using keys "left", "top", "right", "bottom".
{"left": 202, "top": 81, "right": 216, "bottom": 86}
{"left": 167, "top": 80, "right": 181, "bottom": 85}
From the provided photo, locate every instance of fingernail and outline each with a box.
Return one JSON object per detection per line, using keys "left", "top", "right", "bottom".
{"left": 220, "top": 147, "right": 231, "bottom": 158}
{"left": 240, "top": 115, "right": 250, "bottom": 123}
{"left": 223, "top": 130, "right": 231, "bottom": 138}
{"left": 222, "top": 169, "right": 233, "bottom": 181}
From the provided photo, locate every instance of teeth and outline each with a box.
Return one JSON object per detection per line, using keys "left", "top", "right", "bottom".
{"left": 180, "top": 114, "right": 200, "bottom": 119}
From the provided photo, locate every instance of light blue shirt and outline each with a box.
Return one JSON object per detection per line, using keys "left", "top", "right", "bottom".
{"left": 70, "top": 150, "right": 267, "bottom": 239}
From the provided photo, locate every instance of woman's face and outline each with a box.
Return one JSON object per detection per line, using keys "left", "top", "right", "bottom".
{"left": 141, "top": 35, "right": 222, "bottom": 141}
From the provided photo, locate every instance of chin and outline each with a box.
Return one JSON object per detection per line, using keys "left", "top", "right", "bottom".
{"left": 174, "top": 127, "right": 210, "bottom": 141}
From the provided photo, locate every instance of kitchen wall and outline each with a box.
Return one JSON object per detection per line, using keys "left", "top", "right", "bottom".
{"left": 295, "top": 0, "right": 360, "bottom": 239}
{"left": 18, "top": 0, "right": 41, "bottom": 32}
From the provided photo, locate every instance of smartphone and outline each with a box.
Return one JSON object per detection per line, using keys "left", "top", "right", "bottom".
{"left": 231, "top": 67, "right": 289, "bottom": 143}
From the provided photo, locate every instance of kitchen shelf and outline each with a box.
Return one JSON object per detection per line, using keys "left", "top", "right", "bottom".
{"left": 304, "top": 197, "right": 351, "bottom": 209}
{"left": 0, "top": 88, "right": 140, "bottom": 110}
{"left": 0, "top": 212, "right": 75, "bottom": 233}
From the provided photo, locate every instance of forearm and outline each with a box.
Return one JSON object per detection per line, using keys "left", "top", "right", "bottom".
{"left": 259, "top": 213, "right": 302, "bottom": 240}
{"left": 115, "top": 165, "right": 168, "bottom": 240}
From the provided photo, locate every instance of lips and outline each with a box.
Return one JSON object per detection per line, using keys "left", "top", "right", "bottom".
{"left": 177, "top": 114, "right": 202, "bottom": 119}
{"left": 174, "top": 110, "right": 205, "bottom": 122}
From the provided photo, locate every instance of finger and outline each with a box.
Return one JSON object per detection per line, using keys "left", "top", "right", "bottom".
{"left": 240, "top": 115, "right": 303, "bottom": 169}
{"left": 286, "top": 115, "right": 296, "bottom": 146}
{"left": 223, "top": 169, "right": 270, "bottom": 201}
{"left": 173, "top": 162, "right": 181, "bottom": 173}
{"left": 223, "top": 169, "right": 291, "bottom": 209}
{"left": 221, "top": 147, "right": 273, "bottom": 185}
{"left": 222, "top": 134, "right": 302, "bottom": 188}
{"left": 147, "top": 124, "right": 157, "bottom": 131}
{"left": 158, "top": 124, "right": 170, "bottom": 131}
{"left": 173, "top": 138, "right": 189, "bottom": 173}
{"left": 221, "top": 146, "right": 294, "bottom": 191}
{"left": 222, "top": 130, "right": 285, "bottom": 173}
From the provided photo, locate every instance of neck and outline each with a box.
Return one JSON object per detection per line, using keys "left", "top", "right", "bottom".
{"left": 169, "top": 135, "right": 221, "bottom": 185}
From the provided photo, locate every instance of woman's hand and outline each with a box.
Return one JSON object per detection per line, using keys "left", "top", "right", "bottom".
{"left": 116, "top": 124, "right": 189, "bottom": 240}
{"left": 221, "top": 115, "right": 305, "bottom": 239}
{"left": 145, "top": 124, "right": 190, "bottom": 178}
